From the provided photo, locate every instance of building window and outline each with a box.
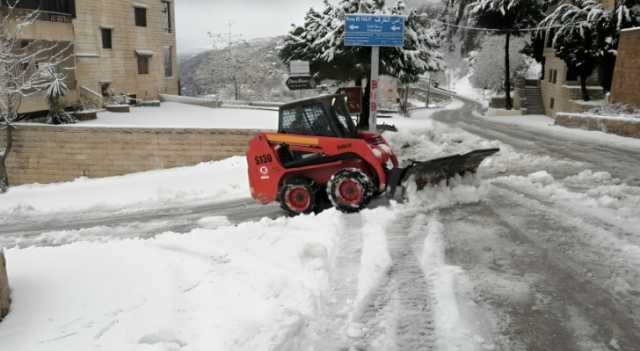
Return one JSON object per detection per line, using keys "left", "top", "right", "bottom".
{"left": 552, "top": 70, "right": 558, "bottom": 84}
{"left": 550, "top": 98, "right": 555, "bottom": 109}
{"left": 101, "top": 28, "right": 112, "bottom": 49}
{"left": 162, "top": 1, "right": 172, "bottom": 33}
{"left": 135, "top": 7, "right": 147, "bottom": 27}
{"left": 548, "top": 70, "right": 553, "bottom": 83}
{"left": 137, "top": 55, "right": 150, "bottom": 74}
{"left": 164, "top": 46, "right": 173, "bottom": 77}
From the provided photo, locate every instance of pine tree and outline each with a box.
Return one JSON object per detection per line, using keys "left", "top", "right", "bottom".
{"left": 468, "top": 0, "right": 547, "bottom": 110}
{"left": 279, "top": 0, "right": 443, "bottom": 129}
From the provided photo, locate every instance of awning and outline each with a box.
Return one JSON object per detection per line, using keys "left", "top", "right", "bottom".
{"left": 135, "top": 49, "right": 154, "bottom": 57}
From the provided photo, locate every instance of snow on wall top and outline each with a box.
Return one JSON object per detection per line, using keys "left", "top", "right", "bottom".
{"left": 621, "top": 27, "right": 640, "bottom": 33}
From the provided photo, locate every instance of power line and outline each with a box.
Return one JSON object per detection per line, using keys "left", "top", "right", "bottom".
{"left": 416, "top": 14, "right": 566, "bottom": 33}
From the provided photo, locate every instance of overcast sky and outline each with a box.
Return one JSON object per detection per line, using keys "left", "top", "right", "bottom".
{"left": 175, "top": 0, "right": 323, "bottom": 54}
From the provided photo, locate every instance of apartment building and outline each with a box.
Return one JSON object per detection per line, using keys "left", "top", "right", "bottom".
{"left": 538, "top": 0, "right": 617, "bottom": 117}
{"left": 3, "top": 0, "right": 179, "bottom": 113}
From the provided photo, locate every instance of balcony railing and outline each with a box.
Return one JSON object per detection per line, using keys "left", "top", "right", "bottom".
{"left": 0, "top": 0, "right": 76, "bottom": 17}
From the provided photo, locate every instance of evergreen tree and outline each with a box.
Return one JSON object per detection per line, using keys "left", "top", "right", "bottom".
{"left": 468, "top": 0, "right": 547, "bottom": 110}
{"left": 279, "top": 0, "right": 443, "bottom": 129}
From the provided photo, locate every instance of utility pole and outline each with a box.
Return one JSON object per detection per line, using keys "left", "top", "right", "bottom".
{"left": 208, "top": 21, "right": 244, "bottom": 100}
{"left": 426, "top": 74, "right": 432, "bottom": 108}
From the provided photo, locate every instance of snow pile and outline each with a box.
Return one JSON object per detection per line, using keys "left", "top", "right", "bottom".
{"left": 385, "top": 112, "right": 499, "bottom": 163}
{"left": 79, "top": 102, "right": 278, "bottom": 129}
{"left": 1, "top": 210, "right": 349, "bottom": 350}
{"left": 452, "top": 73, "right": 489, "bottom": 107}
{"left": 405, "top": 176, "right": 489, "bottom": 211}
{"left": 0, "top": 157, "right": 249, "bottom": 218}
{"left": 495, "top": 170, "right": 640, "bottom": 232}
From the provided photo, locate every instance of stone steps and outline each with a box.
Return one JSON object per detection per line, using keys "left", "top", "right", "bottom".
{"left": 521, "top": 82, "right": 545, "bottom": 115}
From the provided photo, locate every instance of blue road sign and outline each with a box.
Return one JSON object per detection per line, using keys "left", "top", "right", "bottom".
{"left": 344, "top": 14, "right": 405, "bottom": 47}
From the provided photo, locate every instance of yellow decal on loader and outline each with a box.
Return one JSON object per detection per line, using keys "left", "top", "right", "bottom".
{"left": 266, "top": 134, "right": 320, "bottom": 146}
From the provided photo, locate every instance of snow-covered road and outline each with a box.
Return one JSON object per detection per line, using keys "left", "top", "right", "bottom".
{"left": 2, "top": 101, "right": 640, "bottom": 350}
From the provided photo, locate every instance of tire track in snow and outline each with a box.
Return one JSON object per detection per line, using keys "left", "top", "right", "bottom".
{"left": 438, "top": 185, "right": 640, "bottom": 350}
{"left": 344, "top": 209, "right": 494, "bottom": 351}
{"left": 276, "top": 213, "right": 365, "bottom": 351}
{"left": 347, "top": 211, "right": 436, "bottom": 351}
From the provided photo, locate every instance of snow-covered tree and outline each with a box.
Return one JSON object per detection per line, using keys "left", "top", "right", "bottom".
{"left": 468, "top": 0, "right": 547, "bottom": 110}
{"left": 45, "top": 65, "right": 75, "bottom": 125}
{"left": 470, "top": 36, "right": 528, "bottom": 92}
{"left": 539, "top": 0, "right": 640, "bottom": 99}
{"left": 280, "top": 0, "right": 443, "bottom": 129}
{"left": 0, "top": 1, "right": 73, "bottom": 192}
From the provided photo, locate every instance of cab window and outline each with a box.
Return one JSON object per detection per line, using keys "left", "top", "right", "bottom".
{"left": 332, "top": 99, "right": 357, "bottom": 138}
{"left": 279, "top": 103, "right": 335, "bottom": 137}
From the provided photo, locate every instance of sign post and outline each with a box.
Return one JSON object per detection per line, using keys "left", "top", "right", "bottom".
{"left": 286, "top": 60, "right": 313, "bottom": 91}
{"left": 344, "top": 14, "right": 405, "bottom": 132}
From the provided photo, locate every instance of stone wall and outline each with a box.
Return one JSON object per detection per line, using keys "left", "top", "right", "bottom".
{"left": 555, "top": 113, "right": 640, "bottom": 139}
{"left": 610, "top": 28, "right": 640, "bottom": 108}
{"left": 0, "top": 250, "right": 9, "bottom": 322}
{"left": 0, "top": 125, "right": 257, "bottom": 186}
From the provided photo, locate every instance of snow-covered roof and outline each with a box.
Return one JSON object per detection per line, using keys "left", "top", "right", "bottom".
{"left": 135, "top": 49, "right": 154, "bottom": 57}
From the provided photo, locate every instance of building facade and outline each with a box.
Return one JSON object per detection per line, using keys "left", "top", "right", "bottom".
{"left": 5, "top": 0, "right": 179, "bottom": 113}
{"left": 610, "top": 27, "right": 640, "bottom": 108}
{"left": 538, "top": 0, "right": 615, "bottom": 118}
{"left": 539, "top": 46, "right": 605, "bottom": 118}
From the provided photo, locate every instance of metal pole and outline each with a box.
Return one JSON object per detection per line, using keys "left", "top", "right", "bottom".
{"left": 426, "top": 75, "right": 432, "bottom": 108}
{"left": 369, "top": 46, "right": 379, "bottom": 133}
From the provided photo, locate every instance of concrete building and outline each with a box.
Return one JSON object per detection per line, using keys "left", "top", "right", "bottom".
{"left": 3, "top": 0, "right": 179, "bottom": 114}
{"left": 539, "top": 47, "right": 605, "bottom": 118}
{"left": 538, "top": 0, "right": 614, "bottom": 118}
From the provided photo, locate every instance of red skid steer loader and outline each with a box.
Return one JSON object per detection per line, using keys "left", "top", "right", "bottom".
{"left": 246, "top": 95, "right": 498, "bottom": 214}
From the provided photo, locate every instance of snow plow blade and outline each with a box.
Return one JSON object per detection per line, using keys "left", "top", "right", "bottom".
{"left": 387, "top": 148, "right": 500, "bottom": 197}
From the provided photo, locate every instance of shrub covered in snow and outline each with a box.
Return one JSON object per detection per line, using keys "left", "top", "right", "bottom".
{"left": 469, "top": 36, "right": 528, "bottom": 93}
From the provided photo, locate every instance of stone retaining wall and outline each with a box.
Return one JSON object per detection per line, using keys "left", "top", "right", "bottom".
{"left": 0, "top": 125, "right": 258, "bottom": 185}
{"left": 611, "top": 28, "right": 640, "bottom": 108}
{"left": 0, "top": 250, "right": 9, "bottom": 322}
{"left": 555, "top": 113, "right": 640, "bottom": 139}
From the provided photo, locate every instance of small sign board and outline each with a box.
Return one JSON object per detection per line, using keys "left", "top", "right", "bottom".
{"left": 344, "top": 14, "right": 405, "bottom": 47}
{"left": 289, "top": 60, "right": 310, "bottom": 77}
{"left": 336, "top": 87, "right": 363, "bottom": 114}
{"left": 286, "top": 76, "right": 315, "bottom": 90}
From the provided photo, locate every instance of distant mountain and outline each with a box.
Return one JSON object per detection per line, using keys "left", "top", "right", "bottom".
{"left": 180, "top": 37, "right": 302, "bottom": 102}
{"left": 178, "top": 47, "right": 209, "bottom": 63}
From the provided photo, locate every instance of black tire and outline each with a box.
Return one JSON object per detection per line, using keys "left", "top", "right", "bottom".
{"left": 279, "top": 176, "right": 316, "bottom": 216}
{"left": 327, "top": 168, "right": 374, "bottom": 213}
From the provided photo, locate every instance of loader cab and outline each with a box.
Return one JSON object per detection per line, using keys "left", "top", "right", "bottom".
{"left": 278, "top": 95, "right": 358, "bottom": 139}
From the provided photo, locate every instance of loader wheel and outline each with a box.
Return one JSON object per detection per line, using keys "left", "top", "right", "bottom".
{"left": 327, "top": 169, "right": 373, "bottom": 213}
{"left": 280, "top": 177, "right": 316, "bottom": 215}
